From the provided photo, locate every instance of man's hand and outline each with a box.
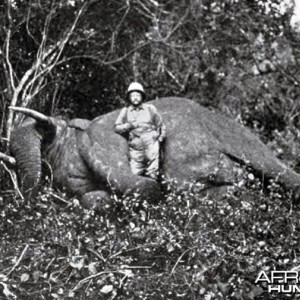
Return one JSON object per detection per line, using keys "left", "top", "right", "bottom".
{"left": 158, "top": 135, "right": 164, "bottom": 142}
{"left": 129, "top": 121, "right": 138, "bottom": 129}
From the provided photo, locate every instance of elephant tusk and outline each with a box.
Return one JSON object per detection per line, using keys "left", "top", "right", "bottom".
{"left": 9, "top": 106, "right": 49, "bottom": 123}
{"left": 0, "top": 152, "right": 16, "bottom": 165}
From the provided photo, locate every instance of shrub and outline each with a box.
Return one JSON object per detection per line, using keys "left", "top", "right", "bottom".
{"left": 0, "top": 174, "right": 300, "bottom": 299}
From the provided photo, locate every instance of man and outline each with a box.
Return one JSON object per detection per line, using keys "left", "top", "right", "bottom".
{"left": 115, "top": 82, "right": 166, "bottom": 180}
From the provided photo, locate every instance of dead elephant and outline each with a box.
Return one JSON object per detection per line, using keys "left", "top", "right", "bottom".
{"left": 6, "top": 97, "right": 300, "bottom": 208}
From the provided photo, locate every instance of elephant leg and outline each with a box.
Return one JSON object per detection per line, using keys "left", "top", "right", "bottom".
{"left": 81, "top": 190, "right": 111, "bottom": 211}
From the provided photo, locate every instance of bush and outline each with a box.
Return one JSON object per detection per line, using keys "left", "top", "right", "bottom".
{"left": 0, "top": 175, "right": 300, "bottom": 299}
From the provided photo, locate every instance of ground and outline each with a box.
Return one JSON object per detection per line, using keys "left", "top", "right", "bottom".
{"left": 0, "top": 172, "right": 300, "bottom": 300}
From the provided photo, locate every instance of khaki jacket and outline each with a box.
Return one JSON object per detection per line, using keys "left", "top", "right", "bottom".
{"left": 115, "top": 103, "right": 166, "bottom": 141}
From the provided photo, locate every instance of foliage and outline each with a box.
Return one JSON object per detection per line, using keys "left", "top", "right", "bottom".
{"left": 0, "top": 174, "right": 300, "bottom": 299}
{"left": 2, "top": 0, "right": 300, "bottom": 299}
{"left": 0, "top": 0, "right": 300, "bottom": 128}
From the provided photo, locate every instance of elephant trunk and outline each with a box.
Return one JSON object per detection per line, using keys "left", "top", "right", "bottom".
{"left": 10, "top": 119, "right": 43, "bottom": 198}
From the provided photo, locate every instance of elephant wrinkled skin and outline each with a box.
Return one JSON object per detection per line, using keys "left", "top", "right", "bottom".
{"left": 8, "top": 97, "right": 300, "bottom": 208}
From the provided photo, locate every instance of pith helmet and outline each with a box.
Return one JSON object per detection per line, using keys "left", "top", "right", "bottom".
{"left": 126, "top": 82, "right": 145, "bottom": 99}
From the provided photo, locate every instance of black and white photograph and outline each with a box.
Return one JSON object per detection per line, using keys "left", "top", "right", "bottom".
{"left": 1, "top": 0, "right": 300, "bottom": 299}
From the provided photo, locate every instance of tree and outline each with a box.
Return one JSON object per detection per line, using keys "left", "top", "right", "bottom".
{"left": 1, "top": 0, "right": 94, "bottom": 147}
{"left": 1, "top": 0, "right": 300, "bottom": 150}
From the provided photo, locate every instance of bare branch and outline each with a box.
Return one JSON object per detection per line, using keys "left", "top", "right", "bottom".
{"left": 5, "top": 61, "right": 40, "bottom": 142}
{"left": 26, "top": 1, "right": 39, "bottom": 45}
{"left": 170, "top": 247, "right": 196, "bottom": 276}
{"left": 0, "top": 52, "right": 13, "bottom": 99}
{"left": 70, "top": 270, "right": 120, "bottom": 292}
{"left": 57, "top": 41, "right": 150, "bottom": 66}
{"left": 54, "top": 1, "right": 89, "bottom": 61}
{"left": 109, "top": 4, "right": 130, "bottom": 54}
{"left": 5, "top": 1, "right": 90, "bottom": 144}
{"left": 25, "top": 3, "right": 56, "bottom": 102}
{"left": 165, "top": 68, "right": 185, "bottom": 90}
{"left": 0, "top": 152, "right": 16, "bottom": 165}
{"left": 0, "top": 161, "right": 24, "bottom": 200}
{"left": 47, "top": 191, "right": 70, "bottom": 204}
{"left": 135, "top": 0, "right": 156, "bottom": 19}
{"left": 23, "top": 1, "right": 89, "bottom": 108}
{"left": 146, "top": 0, "right": 159, "bottom": 7}
{"left": 86, "top": 247, "right": 106, "bottom": 263}
{"left": 163, "top": 8, "right": 190, "bottom": 42}
{"left": 4, "top": 0, "right": 16, "bottom": 91}
{"left": 70, "top": 265, "right": 153, "bottom": 293}
{"left": 7, "top": 244, "right": 29, "bottom": 276}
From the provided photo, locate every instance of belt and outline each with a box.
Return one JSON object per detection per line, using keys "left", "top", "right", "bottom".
{"left": 130, "top": 125, "right": 156, "bottom": 138}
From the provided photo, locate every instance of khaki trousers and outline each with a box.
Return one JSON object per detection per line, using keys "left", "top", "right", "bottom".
{"left": 128, "top": 130, "right": 160, "bottom": 179}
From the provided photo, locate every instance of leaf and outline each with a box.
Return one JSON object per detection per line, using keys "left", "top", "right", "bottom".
{"left": 216, "top": 281, "right": 229, "bottom": 296}
{"left": 140, "top": 210, "right": 147, "bottom": 221}
{"left": 68, "top": 292, "right": 75, "bottom": 298}
{"left": 20, "top": 273, "right": 30, "bottom": 282}
{"left": 167, "top": 243, "right": 175, "bottom": 253}
{"left": 32, "top": 270, "right": 41, "bottom": 282}
{"left": 0, "top": 283, "right": 17, "bottom": 299}
{"left": 129, "top": 222, "right": 135, "bottom": 229}
{"left": 100, "top": 284, "right": 114, "bottom": 294}
{"left": 0, "top": 274, "right": 8, "bottom": 282}
{"left": 121, "top": 269, "right": 134, "bottom": 277}
{"left": 69, "top": 257, "right": 85, "bottom": 270}
{"left": 98, "top": 235, "right": 106, "bottom": 242}
{"left": 88, "top": 262, "right": 97, "bottom": 275}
